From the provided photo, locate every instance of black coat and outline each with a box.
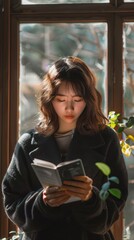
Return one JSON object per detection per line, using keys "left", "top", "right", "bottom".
{"left": 2, "top": 127, "right": 128, "bottom": 240}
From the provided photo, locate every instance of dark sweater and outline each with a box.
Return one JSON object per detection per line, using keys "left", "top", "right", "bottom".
{"left": 2, "top": 127, "right": 128, "bottom": 240}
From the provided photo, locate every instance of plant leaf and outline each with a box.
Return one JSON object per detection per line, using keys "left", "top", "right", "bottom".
{"left": 120, "top": 141, "right": 132, "bottom": 157}
{"left": 99, "top": 189, "right": 109, "bottom": 201}
{"left": 102, "top": 182, "right": 110, "bottom": 191}
{"left": 96, "top": 162, "right": 111, "bottom": 176}
{"left": 126, "top": 116, "right": 134, "bottom": 128}
{"left": 117, "top": 126, "right": 124, "bottom": 133}
{"left": 108, "top": 176, "right": 119, "bottom": 184}
{"left": 127, "top": 135, "right": 134, "bottom": 142}
{"left": 108, "top": 188, "right": 121, "bottom": 199}
{"left": 107, "top": 122, "right": 116, "bottom": 129}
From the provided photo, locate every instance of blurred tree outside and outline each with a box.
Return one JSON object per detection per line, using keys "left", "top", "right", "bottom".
{"left": 19, "top": 23, "right": 107, "bottom": 134}
{"left": 124, "top": 23, "right": 134, "bottom": 117}
{"left": 123, "top": 23, "right": 134, "bottom": 240}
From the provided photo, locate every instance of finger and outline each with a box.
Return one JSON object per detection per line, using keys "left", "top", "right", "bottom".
{"left": 46, "top": 195, "right": 70, "bottom": 207}
{"left": 45, "top": 186, "right": 60, "bottom": 194}
{"left": 65, "top": 187, "right": 93, "bottom": 201}
{"left": 43, "top": 190, "right": 70, "bottom": 206}
{"left": 43, "top": 188, "right": 61, "bottom": 200}
{"left": 63, "top": 184, "right": 90, "bottom": 195}
{"left": 62, "top": 179, "right": 93, "bottom": 201}
{"left": 63, "top": 180, "right": 92, "bottom": 191}
{"left": 73, "top": 176, "right": 93, "bottom": 183}
{"left": 47, "top": 191, "right": 67, "bottom": 200}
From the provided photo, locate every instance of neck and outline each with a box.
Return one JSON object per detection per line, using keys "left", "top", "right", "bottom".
{"left": 57, "top": 128, "right": 75, "bottom": 134}
{"left": 57, "top": 121, "right": 76, "bottom": 134}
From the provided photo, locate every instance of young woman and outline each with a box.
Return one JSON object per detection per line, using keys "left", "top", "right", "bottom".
{"left": 2, "top": 56, "right": 128, "bottom": 240}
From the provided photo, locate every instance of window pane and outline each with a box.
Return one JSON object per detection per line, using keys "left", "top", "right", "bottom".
{"left": 123, "top": 22, "right": 134, "bottom": 240}
{"left": 19, "top": 23, "right": 107, "bottom": 134}
{"left": 22, "top": 0, "right": 109, "bottom": 4}
{"left": 123, "top": 23, "right": 134, "bottom": 117}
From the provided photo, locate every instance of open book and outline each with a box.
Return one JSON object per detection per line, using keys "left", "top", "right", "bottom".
{"left": 31, "top": 158, "right": 85, "bottom": 203}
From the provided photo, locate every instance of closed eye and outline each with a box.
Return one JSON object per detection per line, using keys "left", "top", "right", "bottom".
{"left": 55, "top": 98, "right": 65, "bottom": 102}
{"left": 73, "top": 98, "right": 83, "bottom": 102}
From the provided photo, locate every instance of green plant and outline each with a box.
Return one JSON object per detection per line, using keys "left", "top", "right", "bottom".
{"left": 96, "top": 162, "right": 121, "bottom": 201}
{"left": 108, "top": 111, "right": 134, "bottom": 157}
{"left": 96, "top": 111, "right": 134, "bottom": 201}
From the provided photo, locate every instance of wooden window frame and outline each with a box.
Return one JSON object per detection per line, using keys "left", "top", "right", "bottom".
{"left": 1, "top": 0, "right": 134, "bottom": 238}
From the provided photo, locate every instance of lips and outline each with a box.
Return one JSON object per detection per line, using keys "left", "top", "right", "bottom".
{"left": 64, "top": 115, "right": 74, "bottom": 119}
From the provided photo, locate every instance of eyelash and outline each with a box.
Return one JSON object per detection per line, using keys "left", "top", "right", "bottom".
{"left": 74, "top": 99, "right": 82, "bottom": 102}
{"left": 56, "top": 99, "right": 65, "bottom": 102}
{"left": 56, "top": 98, "right": 83, "bottom": 102}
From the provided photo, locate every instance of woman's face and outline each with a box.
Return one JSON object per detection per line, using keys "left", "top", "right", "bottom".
{"left": 52, "top": 82, "right": 86, "bottom": 133}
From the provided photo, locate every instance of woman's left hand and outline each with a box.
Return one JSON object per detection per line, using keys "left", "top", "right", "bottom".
{"left": 63, "top": 176, "right": 93, "bottom": 201}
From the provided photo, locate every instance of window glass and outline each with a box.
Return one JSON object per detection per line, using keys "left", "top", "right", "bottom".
{"left": 21, "top": 0, "right": 109, "bottom": 4}
{"left": 123, "top": 22, "right": 134, "bottom": 240}
{"left": 123, "top": 23, "right": 134, "bottom": 117}
{"left": 19, "top": 23, "right": 107, "bottom": 135}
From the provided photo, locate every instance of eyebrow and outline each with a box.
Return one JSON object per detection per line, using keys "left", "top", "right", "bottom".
{"left": 56, "top": 94, "right": 81, "bottom": 97}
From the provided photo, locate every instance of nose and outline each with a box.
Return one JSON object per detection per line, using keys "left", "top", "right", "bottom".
{"left": 65, "top": 101, "right": 74, "bottom": 111}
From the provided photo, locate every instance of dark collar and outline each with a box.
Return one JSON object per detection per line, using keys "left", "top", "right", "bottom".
{"left": 29, "top": 129, "right": 106, "bottom": 178}
{"left": 31, "top": 129, "right": 105, "bottom": 149}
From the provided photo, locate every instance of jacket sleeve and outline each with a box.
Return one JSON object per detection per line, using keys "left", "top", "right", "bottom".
{"left": 71, "top": 129, "right": 128, "bottom": 235}
{"left": 2, "top": 134, "right": 66, "bottom": 232}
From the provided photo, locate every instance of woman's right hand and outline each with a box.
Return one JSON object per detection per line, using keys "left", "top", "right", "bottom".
{"left": 42, "top": 186, "right": 70, "bottom": 207}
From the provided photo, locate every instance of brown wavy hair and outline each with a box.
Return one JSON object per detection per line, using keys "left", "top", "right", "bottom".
{"left": 37, "top": 56, "right": 107, "bottom": 135}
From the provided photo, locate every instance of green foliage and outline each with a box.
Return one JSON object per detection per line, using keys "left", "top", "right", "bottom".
{"left": 95, "top": 162, "right": 111, "bottom": 176}
{"left": 96, "top": 111, "right": 134, "bottom": 201}
{"left": 95, "top": 162, "right": 121, "bottom": 201}
{"left": 108, "top": 111, "right": 134, "bottom": 131}
{"left": 108, "top": 111, "right": 134, "bottom": 157}
{"left": 108, "top": 111, "right": 120, "bottom": 129}
{"left": 108, "top": 188, "right": 121, "bottom": 199}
